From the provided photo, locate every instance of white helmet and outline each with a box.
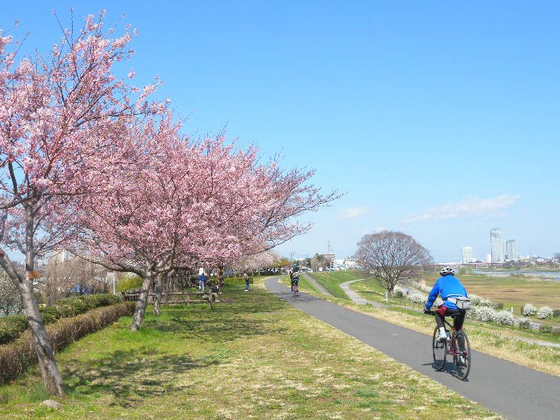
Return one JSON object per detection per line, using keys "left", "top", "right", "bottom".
{"left": 440, "top": 266, "right": 456, "bottom": 276}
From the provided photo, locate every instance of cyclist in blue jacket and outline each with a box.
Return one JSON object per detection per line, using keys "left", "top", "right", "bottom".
{"left": 424, "top": 266, "right": 468, "bottom": 341}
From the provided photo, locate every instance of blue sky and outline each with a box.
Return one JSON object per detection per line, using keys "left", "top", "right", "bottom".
{"left": 2, "top": 1, "right": 559, "bottom": 262}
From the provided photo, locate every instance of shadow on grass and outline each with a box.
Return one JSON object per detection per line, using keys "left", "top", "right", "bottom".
{"left": 148, "top": 316, "right": 288, "bottom": 342}
{"left": 65, "top": 347, "right": 216, "bottom": 407}
{"left": 141, "top": 287, "right": 289, "bottom": 342}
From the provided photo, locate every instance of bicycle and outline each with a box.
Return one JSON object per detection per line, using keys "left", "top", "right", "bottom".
{"left": 426, "top": 310, "right": 471, "bottom": 381}
{"left": 292, "top": 280, "right": 299, "bottom": 296}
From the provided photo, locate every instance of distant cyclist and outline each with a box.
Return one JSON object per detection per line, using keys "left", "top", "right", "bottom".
{"left": 291, "top": 270, "right": 300, "bottom": 294}
{"left": 424, "top": 266, "right": 468, "bottom": 341}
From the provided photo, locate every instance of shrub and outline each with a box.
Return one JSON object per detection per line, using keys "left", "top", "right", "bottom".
{"left": 495, "top": 303, "right": 504, "bottom": 310}
{"left": 493, "top": 310, "right": 515, "bottom": 326}
{"left": 552, "top": 327, "right": 560, "bottom": 337}
{"left": 517, "top": 318, "right": 531, "bottom": 329}
{"left": 408, "top": 293, "right": 425, "bottom": 305}
{"left": 469, "top": 294, "right": 499, "bottom": 309}
{"left": 530, "top": 322, "right": 541, "bottom": 331}
{"left": 553, "top": 310, "right": 560, "bottom": 318}
{"left": 0, "top": 302, "right": 135, "bottom": 384}
{"left": 468, "top": 306, "right": 496, "bottom": 322}
{"left": 0, "top": 294, "right": 122, "bottom": 346}
{"left": 394, "top": 289, "right": 404, "bottom": 298}
{"left": 522, "top": 304, "right": 537, "bottom": 316}
{"left": 536, "top": 306, "right": 554, "bottom": 319}
{"left": 0, "top": 315, "right": 28, "bottom": 345}
{"left": 117, "top": 275, "right": 144, "bottom": 292}
{"left": 39, "top": 307, "right": 62, "bottom": 324}
{"left": 539, "top": 324, "right": 553, "bottom": 334}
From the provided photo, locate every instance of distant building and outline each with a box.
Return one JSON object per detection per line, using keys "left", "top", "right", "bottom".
{"left": 462, "top": 246, "right": 473, "bottom": 264}
{"left": 49, "top": 250, "right": 71, "bottom": 265}
{"left": 506, "top": 240, "right": 518, "bottom": 261}
{"left": 490, "top": 228, "right": 504, "bottom": 263}
{"left": 485, "top": 254, "right": 492, "bottom": 263}
{"left": 333, "top": 258, "right": 360, "bottom": 270}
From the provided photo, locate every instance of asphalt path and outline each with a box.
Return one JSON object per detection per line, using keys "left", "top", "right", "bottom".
{"left": 265, "top": 276, "right": 560, "bottom": 420}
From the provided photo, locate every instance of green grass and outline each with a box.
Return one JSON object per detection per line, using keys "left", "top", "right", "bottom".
{"left": 0, "top": 280, "right": 499, "bottom": 419}
{"left": 307, "top": 270, "right": 367, "bottom": 300}
{"left": 349, "top": 277, "right": 391, "bottom": 303}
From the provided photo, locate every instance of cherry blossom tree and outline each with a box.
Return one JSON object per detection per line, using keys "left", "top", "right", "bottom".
{"left": 70, "top": 121, "right": 339, "bottom": 329}
{"left": 0, "top": 13, "right": 162, "bottom": 396}
{"left": 232, "top": 250, "right": 278, "bottom": 274}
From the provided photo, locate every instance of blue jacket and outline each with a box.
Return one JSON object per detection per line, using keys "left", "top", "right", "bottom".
{"left": 425, "top": 275, "right": 467, "bottom": 310}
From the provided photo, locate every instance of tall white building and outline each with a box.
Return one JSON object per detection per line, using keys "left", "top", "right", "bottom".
{"left": 490, "top": 228, "right": 504, "bottom": 263}
{"left": 462, "top": 246, "right": 473, "bottom": 264}
{"left": 506, "top": 240, "right": 518, "bottom": 261}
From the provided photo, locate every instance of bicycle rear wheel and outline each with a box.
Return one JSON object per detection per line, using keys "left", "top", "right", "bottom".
{"left": 432, "top": 327, "right": 447, "bottom": 371}
{"left": 453, "top": 330, "right": 471, "bottom": 380}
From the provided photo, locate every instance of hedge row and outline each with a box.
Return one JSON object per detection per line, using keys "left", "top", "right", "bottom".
{"left": 0, "top": 294, "right": 122, "bottom": 345}
{"left": 0, "top": 302, "right": 135, "bottom": 384}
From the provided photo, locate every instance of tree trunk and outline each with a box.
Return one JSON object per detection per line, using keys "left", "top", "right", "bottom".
{"left": 153, "top": 273, "right": 164, "bottom": 315}
{"left": 131, "top": 271, "right": 154, "bottom": 331}
{"left": 0, "top": 254, "right": 65, "bottom": 396}
{"left": 218, "top": 266, "right": 224, "bottom": 289}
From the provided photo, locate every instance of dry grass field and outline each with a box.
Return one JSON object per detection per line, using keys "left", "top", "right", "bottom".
{"left": 426, "top": 274, "right": 560, "bottom": 318}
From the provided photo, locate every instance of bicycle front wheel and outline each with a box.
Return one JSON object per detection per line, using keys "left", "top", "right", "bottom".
{"left": 453, "top": 330, "right": 471, "bottom": 380}
{"left": 432, "top": 327, "right": 447, "bottom": 371}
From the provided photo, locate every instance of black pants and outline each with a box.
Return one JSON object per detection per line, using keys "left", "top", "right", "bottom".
{"left": 435, "top": 305, "right": 466, "bottom": 331}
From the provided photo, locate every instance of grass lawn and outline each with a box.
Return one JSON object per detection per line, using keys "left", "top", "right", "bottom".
{"left": 349, "top": 278, "right": 393, "bottom": 304}
{"left": 307, "top": 270, "right": 367, "bottom": 300}
{"left": 0, "top": 280, "right": 500, "bottom": 420}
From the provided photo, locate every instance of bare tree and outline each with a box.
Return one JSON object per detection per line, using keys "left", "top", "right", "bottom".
{"left": 38, "top": 253, "right": 109, "bottom": 305}
{"left": 311, "top": 253, "right": 327, "bottom": 272}
{"left": 355, "top": 231, "right": 433, "bottom": 300}
{"left": 0, "top": 272, "right": 23, "bottom": 316}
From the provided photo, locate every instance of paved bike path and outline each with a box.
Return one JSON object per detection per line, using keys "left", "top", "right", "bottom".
{"left": 265, "top": 277, "right": 560, "bottom": 420}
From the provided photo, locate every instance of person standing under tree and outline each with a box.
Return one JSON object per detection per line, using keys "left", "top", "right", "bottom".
{"left": 243, "top": 272, "right": 250, "bottom": 292}
{"left": 198, "top": 267, "right": 207, "bottom": 292}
